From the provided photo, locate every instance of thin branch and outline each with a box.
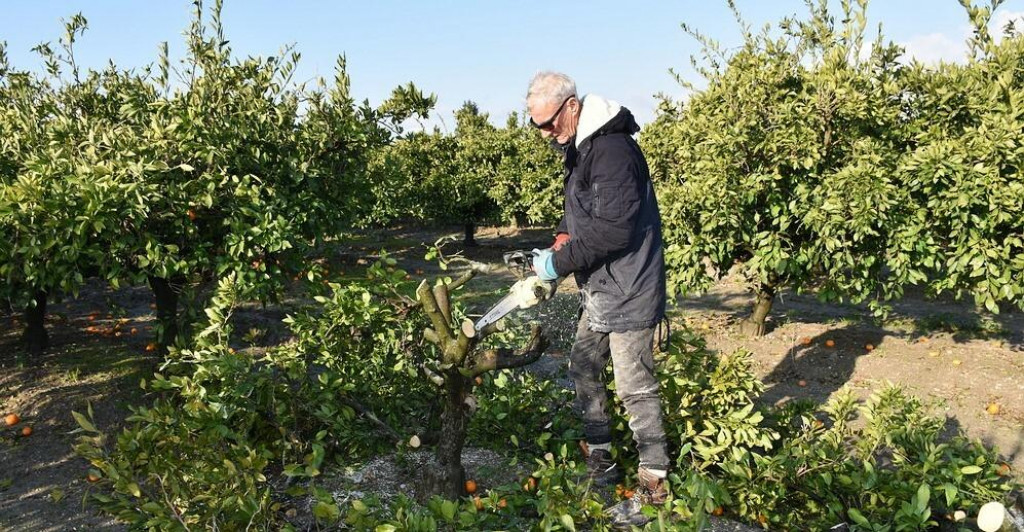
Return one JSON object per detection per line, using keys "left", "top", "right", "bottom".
{"left": 446, "top": 268, "right": 479, "bottom": 292}
{"left": 339, "top": 396, "right": 402, "bottom": 442}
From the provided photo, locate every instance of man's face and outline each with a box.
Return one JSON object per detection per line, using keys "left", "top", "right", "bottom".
{"left": 528, "top": 95, "right": 578, "bottom": 146}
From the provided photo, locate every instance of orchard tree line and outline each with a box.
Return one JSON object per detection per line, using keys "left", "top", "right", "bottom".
{"left": 1, "top": 0, "right": 1021, "bottom": 529}
{"left": 643, "top": 0, "right": 1024, "bottom": 334}
{"left": 0, "top": 3, "right": 560, "bottom": 356}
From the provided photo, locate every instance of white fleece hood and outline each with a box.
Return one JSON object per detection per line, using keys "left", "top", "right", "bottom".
{"left": 575, "top": 94, "right": 623, "bottom": 148}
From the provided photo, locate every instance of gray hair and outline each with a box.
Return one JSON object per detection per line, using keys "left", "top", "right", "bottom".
{"left": 526, "top": 71, "right": 577, "bottom": 107}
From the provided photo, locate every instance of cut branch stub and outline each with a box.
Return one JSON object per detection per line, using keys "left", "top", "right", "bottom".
{"left": 464, "top": 323, "right": 548, "bottom": 377}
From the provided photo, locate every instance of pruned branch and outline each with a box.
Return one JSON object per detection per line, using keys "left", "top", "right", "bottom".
{"left": 463, "top": 324, "right": 547, "bottom": 377}
{"left": 417, "top": 280, "right": 453, "bottom": 344}
{"left": 432, "top": 284, "right": 452, "bottom": 324}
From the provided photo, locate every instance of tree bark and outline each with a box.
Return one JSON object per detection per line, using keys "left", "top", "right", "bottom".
{"left": 463, "top": 222, "right": 477, "bottom": 247}
{"left": 419, "top": 371, "right": 469, "bottom": 502}
{"left": 21, "top": 291, "right": 48, "bottom": 356}
{"left": 148, "top": 275, "right": 181, "bottom": 351}
{"left": 739, "top": 283, "right": 775, "bottom": 337}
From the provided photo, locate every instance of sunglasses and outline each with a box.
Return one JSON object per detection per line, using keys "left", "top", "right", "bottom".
{"left": 530, "top": 95, "right": 573, "bottom": 130}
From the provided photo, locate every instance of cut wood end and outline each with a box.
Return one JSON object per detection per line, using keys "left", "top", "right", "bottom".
{"left": 461, "top": 319, "right": 476, "bottom": 338}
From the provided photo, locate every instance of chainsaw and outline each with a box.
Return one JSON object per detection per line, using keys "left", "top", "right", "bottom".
{"left": 473, "top": 250, "right": 558, "bottom": 332}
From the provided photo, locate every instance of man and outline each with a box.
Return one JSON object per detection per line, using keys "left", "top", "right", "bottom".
{"left": 527, "top": 71, "right": 670, "bottom": 527}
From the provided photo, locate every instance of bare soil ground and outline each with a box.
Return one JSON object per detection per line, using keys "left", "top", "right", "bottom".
{"left": 1, "top": 225, "right": 1020, "bottom": 531}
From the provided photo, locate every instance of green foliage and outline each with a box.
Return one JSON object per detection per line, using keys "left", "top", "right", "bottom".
{"left": 0, "top": 1, "right": 433, "bottom": 347}
{"left": 365, "top": 104, "right": 563, "bottom": 228}
{"left": 72, "top": 262, "right": 433, "bottom": 528}
{"left": 896, "top": 11, "right": 1024, "bottom": 313}
{"left": 468, "top": 369, "right": 577, "bottom": 455}
{"left": 73, "top": 272, "right": 1016, "bottom": 531}
{"left": 0, "top": 15, "right": 152, "bottom": 309}
{"left": 644, "top": 0, "right": 913, "bottom": 311}
{"left": 645, "top": 0, "right": 1024, "bottom": 327}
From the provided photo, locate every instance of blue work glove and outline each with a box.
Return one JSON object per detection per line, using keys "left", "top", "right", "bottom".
{"left": 531, "top": 248, "right": 558, "bottom": 281}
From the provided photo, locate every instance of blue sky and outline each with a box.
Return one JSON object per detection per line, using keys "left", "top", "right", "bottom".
{"left": 3, "top": 1, "right": 1023, "bottom": 128}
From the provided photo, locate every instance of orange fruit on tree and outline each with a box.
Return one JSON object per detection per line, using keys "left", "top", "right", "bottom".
{"left": 87, "top": 472, "right": 101, "bottom": 483}
{"left": 986, "top": 403, "right": 1000, "bottom": 415}
{"left": 798, "top": 380, "right": 807, "bottom": 387}
{"left": 523, "top": 477, "right": 537, "bottom": 492}
{"left": 5, "top": 413, "right": 20, "bottom": 426}
{"left": 187, "top": 209, "right": 197, "bottom": 221}
{"left": 800, "top": 337, "right": 812, "bottom": 346}
{"left": 145, "top": 342, "right": 158, "bottom": 352}
{"left": 21, "top": 425, "right": 32, "bottom": 437}
{"left": 825, "top": 339, "right": 835, "bottom": 348}
{"left": 712, "top": 505, "right": 724, "bottom": 516}
{"left": 758, "top": 513, "right": 768, "bottom": 526}
{"left": 997, "top": 463, "right": 1011, "bottom": 476}
{"left": 497, "top": 498, "right": 507, "bottom": 509}
{"left": 474, "top": 376, "right": 483, "bottom": 386}
{"left": 865, "top": 344, "right": 874, "bottom": 351}
{"left": 623, "top": 489, "right": 635, "bottom": 498}
{"left": 473, "top": 496, "right": 483, "bottom": 510}
{"left": 130, "top": 327, "right": 138, "bottom": 335}
{"left": 464, "top": 479, "right": 477, "bottom": 494}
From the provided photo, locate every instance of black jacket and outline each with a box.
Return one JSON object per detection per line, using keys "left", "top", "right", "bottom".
{"left": 551, "top": 95, "right": 666, "bottom": 332}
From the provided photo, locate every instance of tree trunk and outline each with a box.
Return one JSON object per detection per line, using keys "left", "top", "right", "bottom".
{"left": 21, "top": 291, "right": 48, "bottom": 356}
{"left": 463, "top": 222, "right": 477, "bottom": 247}
{"left": 419, "top": 372, "right": 469, "bottom": 502}
{"left": 739, "top": 284, "right": 775, "bottom": 337}
{"left": 148, "top": 275, "right": 180, "bottom": 351}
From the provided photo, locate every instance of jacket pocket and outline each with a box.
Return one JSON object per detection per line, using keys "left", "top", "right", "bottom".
{"left": 593, "top": 182, "right": 639, "bottom": 221}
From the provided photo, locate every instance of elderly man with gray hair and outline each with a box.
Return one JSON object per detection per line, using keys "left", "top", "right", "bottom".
{"left": 526, "top": 71, "right": 670, "bottom": 527}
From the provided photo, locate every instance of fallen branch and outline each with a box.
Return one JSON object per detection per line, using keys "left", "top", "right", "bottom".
{"left": 340, "top": 396, "right": 402, "bottom": 442}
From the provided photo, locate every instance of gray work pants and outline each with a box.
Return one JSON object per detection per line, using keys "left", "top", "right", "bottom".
{"left": 568, "top": 311, "right": 670, "bottom": 471}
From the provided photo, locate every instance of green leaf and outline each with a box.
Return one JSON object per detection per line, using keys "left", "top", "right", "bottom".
{"left": 960, "top": 465, "right": 982, "bottom": 475}
{"left": 71, "top": 410, "right": 97, "bottom": 433}
{"left": 560, "top": 514, "right": 577, "bottom": 531}
{"left": 313, "top": 501, "right": 340, "bottom": 521}
{"left": 848, "top": 508, "right": 870, "bottom": 526}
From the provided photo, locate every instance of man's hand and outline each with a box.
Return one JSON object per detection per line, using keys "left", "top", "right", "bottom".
{"left": 552, "top": 232, "right": 570, "bottom": 251}
{"left": 531, "top": 248, "right": 558, "bottom": 281}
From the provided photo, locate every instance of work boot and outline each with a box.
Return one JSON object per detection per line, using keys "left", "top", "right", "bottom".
{"left": 579, "top": 441, "right": 623, "bottom": 487}
{"left": 607, "top": 468, "right": 668, "bottom": 528}
{"left": 585, "top": 449, "right": 623, "bottom": 487}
